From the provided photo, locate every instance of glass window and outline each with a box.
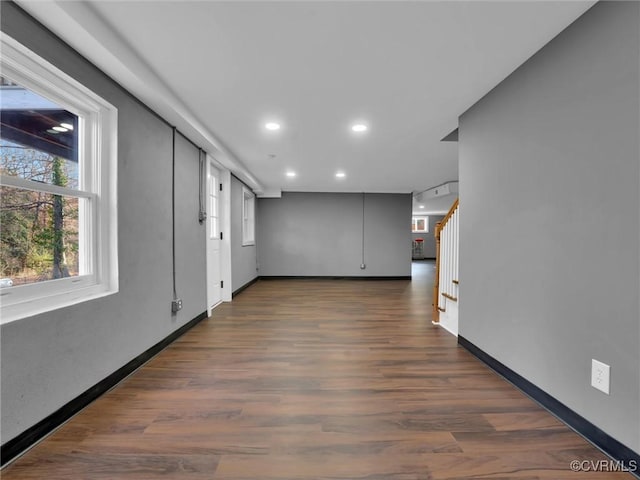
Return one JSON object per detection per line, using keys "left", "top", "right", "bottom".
{"left": 0, "top": 35, "right": 118, "bottom": 323}
{"left": 412, "top": 216, "right": 429, "bottom": 233}
{"left": 209, "top": 172, "right": 219, "bottom": 240}
{"left": 242, "top": 187, "right": 255, "bottom": 246}
{"left": 1, "top": 82, "right": 82, "bottom": 286}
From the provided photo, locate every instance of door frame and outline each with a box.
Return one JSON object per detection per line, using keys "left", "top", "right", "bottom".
{"left": 205, "top": 154, "right": 232, "bottom": 317}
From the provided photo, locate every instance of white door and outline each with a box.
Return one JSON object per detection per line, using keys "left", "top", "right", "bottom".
{"left": 206, "top": 160, "right": 222, "bottom": 314}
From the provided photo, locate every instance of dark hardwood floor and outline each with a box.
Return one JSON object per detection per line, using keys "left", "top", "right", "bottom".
{"left": 2, "top": 261, "right": 632, "bottom": 479}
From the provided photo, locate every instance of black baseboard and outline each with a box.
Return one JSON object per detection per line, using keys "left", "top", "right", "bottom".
{"left": 258, "top": 275, "right": 412, "bottom": 281}
{"left": 231, "top": 275, "right": 412, "bottom": 297}
{"left": 0, "top": 311, "right": 208, "bottom": 468}
{"left": 232, "top": 276, "right": 259, "bottom": 297}
{"left": 458, "top": 336, "right": 640, "bottom": 478}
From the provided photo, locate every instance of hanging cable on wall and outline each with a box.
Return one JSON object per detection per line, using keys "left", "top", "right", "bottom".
{"left": 361, "top": 192, "right": 366, "bottom": 270}
{"left": 198, "top": 148, "right": 206, "bottom": 224}
{"left": 170, "top": 128, "right": 211, "bottom": 313}
{"left": 171, "top": 127, "right": 180, "bottom": 311}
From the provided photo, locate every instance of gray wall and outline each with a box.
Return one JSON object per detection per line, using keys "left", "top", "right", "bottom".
{"left": 257, "top": 192, "right": 412, "bottom": 277}
{"left": 230, "top": 176, "right": 258, "bottom": 292}
{"left": 459, "top": 1, "right": 639, "bottom": 453}
{"left": 1, "top": 3, "right": 207, "bottom": 443}
{"left": 412, "top": 215, "right": 444, "bottom": 259}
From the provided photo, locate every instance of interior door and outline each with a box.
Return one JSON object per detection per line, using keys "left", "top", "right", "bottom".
{"left": 206, "top": 160, "right": 222, "bottom": 313}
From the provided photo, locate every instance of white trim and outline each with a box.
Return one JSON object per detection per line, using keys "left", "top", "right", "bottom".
{"left": 204, "top": 159, "right": 232, "bottom": 307}
{"left": 220, "top": 169, "right": 232, "bottom": 302}
{"left": 0, "top": 281, "right": 113, "bottom": 323}
{"left": 411, "top": 215, "right": 429, "bottom": 233}
{"left": 205, "top": 159, "right": 222, "bottom": 315}
{"left": 14, "top": 0, "right": 263, "bottom": 194}
{"left": 256, "top": 189, "right": 282, "bottom": 199}
{"left": 0, "top": 175, "right": 95, "bottom": 199}
{"left": 435, "top": 311, "right": 459, "bottom": 338}
{"left": 0, "top": 33, "right": 118, "bottom": 324}
{"left": 241, "top": 186, "right": 256, "bottom": 246}
{"left": 1, "top": 34, "right": 109, "bottom": 120}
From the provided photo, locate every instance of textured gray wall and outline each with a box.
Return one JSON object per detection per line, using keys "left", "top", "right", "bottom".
{"left": 459, "top": 1, "right": 639, "bottom": 453}
{"left": 412, "top": 214, "right": 444, "bottom": 259}
{"left": 257, "top": 192, "right": 411, "bottom": 277}
{"left": 230, "top": 176, "right": 258, "bottom": 292}
{"left": 1, "top": 3, "right": 207, "bottom": 442}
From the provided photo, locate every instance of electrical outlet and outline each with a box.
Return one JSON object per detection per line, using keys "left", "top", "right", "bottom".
{"left": 171, "top": 298, "right": 183, "bottom": 313}
{"left": 591, "top": 359, "right": 610, "bottom": 395}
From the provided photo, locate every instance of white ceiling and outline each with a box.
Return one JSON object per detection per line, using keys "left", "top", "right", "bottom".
{"left": 18, "top": 0, "right": 595, "bottom": 212}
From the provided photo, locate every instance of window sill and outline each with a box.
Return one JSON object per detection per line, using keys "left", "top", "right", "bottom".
{"left": 0, "top": 283, "right": 118, "bottom": 325}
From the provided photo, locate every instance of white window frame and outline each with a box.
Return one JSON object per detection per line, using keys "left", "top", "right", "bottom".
{"left": 241, "top": 186, "right": 255, "bottom": 246}
{"left": 0, "top": 33, "right": 118, "bottom": 324}
{"left": 412, "top": 216, "right": 429, "bottom": 233}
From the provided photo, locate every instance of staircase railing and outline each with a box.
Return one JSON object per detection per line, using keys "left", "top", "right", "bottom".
{"left": 432, "top": 198, "right": 459, "bottom": 324}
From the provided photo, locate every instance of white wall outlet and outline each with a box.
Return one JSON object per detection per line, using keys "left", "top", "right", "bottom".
{"left": 591, "top": 359, "right": 610, "bottom": 395}
{"left": 171, "top": 298, "right": 183, "bottom": 313}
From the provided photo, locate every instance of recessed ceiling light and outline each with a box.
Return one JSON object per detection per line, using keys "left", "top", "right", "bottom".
{"left": 286, "top": 171, "right": 296, "bottom": 178}
{"left": 419, "top": 205, "right": 425, "bottom": 209}
{"left": 52, "top": 126, "right": 68, "bottom": 132}
{"left": 335, "top": 172, "right": 346, "bottom": 178}
{"left": 60, "top": 123, "right": 74, "bottom": 130}
{"left": 46, "top": 129, "right": 59, "bottom": 134}
{"left": 265, "top": 122, "right": 281, "bottom": 131}
{"left": 351, "top": 124, "right": 368, "bottom": 133}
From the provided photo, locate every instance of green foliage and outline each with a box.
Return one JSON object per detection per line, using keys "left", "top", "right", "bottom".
{"left": 0, "top": 207, "right": 30, "bottom": 274}
{"left": 26, "top": 249, "right": 53, "bottom": 275}
{"left": 52, "top": 155, "right": 67, "bottom": 187}
{"left": 1, "top": 148, "right": 78, "bottom": 282}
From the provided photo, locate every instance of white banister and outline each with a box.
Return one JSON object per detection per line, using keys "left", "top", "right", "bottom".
{"left": 433, "top": 199, "right": 459, "bottom": 336}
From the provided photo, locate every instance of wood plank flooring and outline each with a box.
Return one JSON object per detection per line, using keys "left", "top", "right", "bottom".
{"left": 2, "top": 262, "right": 633, "bottom": 479}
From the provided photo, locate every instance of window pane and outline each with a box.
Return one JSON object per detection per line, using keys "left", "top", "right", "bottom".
{"left": 209, "top": 196, "right": 218, "bottom": 239}
{"left": 1, "top": 186, "right": 80, "bottom": 286}
{"left": 211, "top": 216, "right": 218, "bottom": 240}
{"left": 411, "top": 216, "right": 428, "bottom": 232}
{"left": 0, "top": 78, "right": 79, "bottom": 188}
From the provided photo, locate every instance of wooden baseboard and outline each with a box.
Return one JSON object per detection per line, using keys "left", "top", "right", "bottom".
{"left": 0, "top": 311, "right": 208, "bottom": 468}
{"left": 458, "top": 335, "right": 640, "bottom": 478}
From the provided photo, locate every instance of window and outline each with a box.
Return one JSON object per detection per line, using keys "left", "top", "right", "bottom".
{"left": 208, "top": 170, "right": 219, "bottom": 240}
{"left": 242, "top": 186, "right": 255, "bottom": 246}
{"left": 412, "top": 216, "right": 429, "bottom": 233}
{"left": 0, "top": 34, "right": 118, "bottom": 323}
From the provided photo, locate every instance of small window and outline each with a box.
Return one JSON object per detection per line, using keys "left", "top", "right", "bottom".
{"left": 208, "top": 171, "right": 219, "bottom": 240}
{"left": 242, "top": 186, "right": 255, "bottom": 246}
{"left": 0, "top": 34, "right": 118, "bottom": 323}
{"left": 412, "top": 216, "right": 429, "bottom": 233}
